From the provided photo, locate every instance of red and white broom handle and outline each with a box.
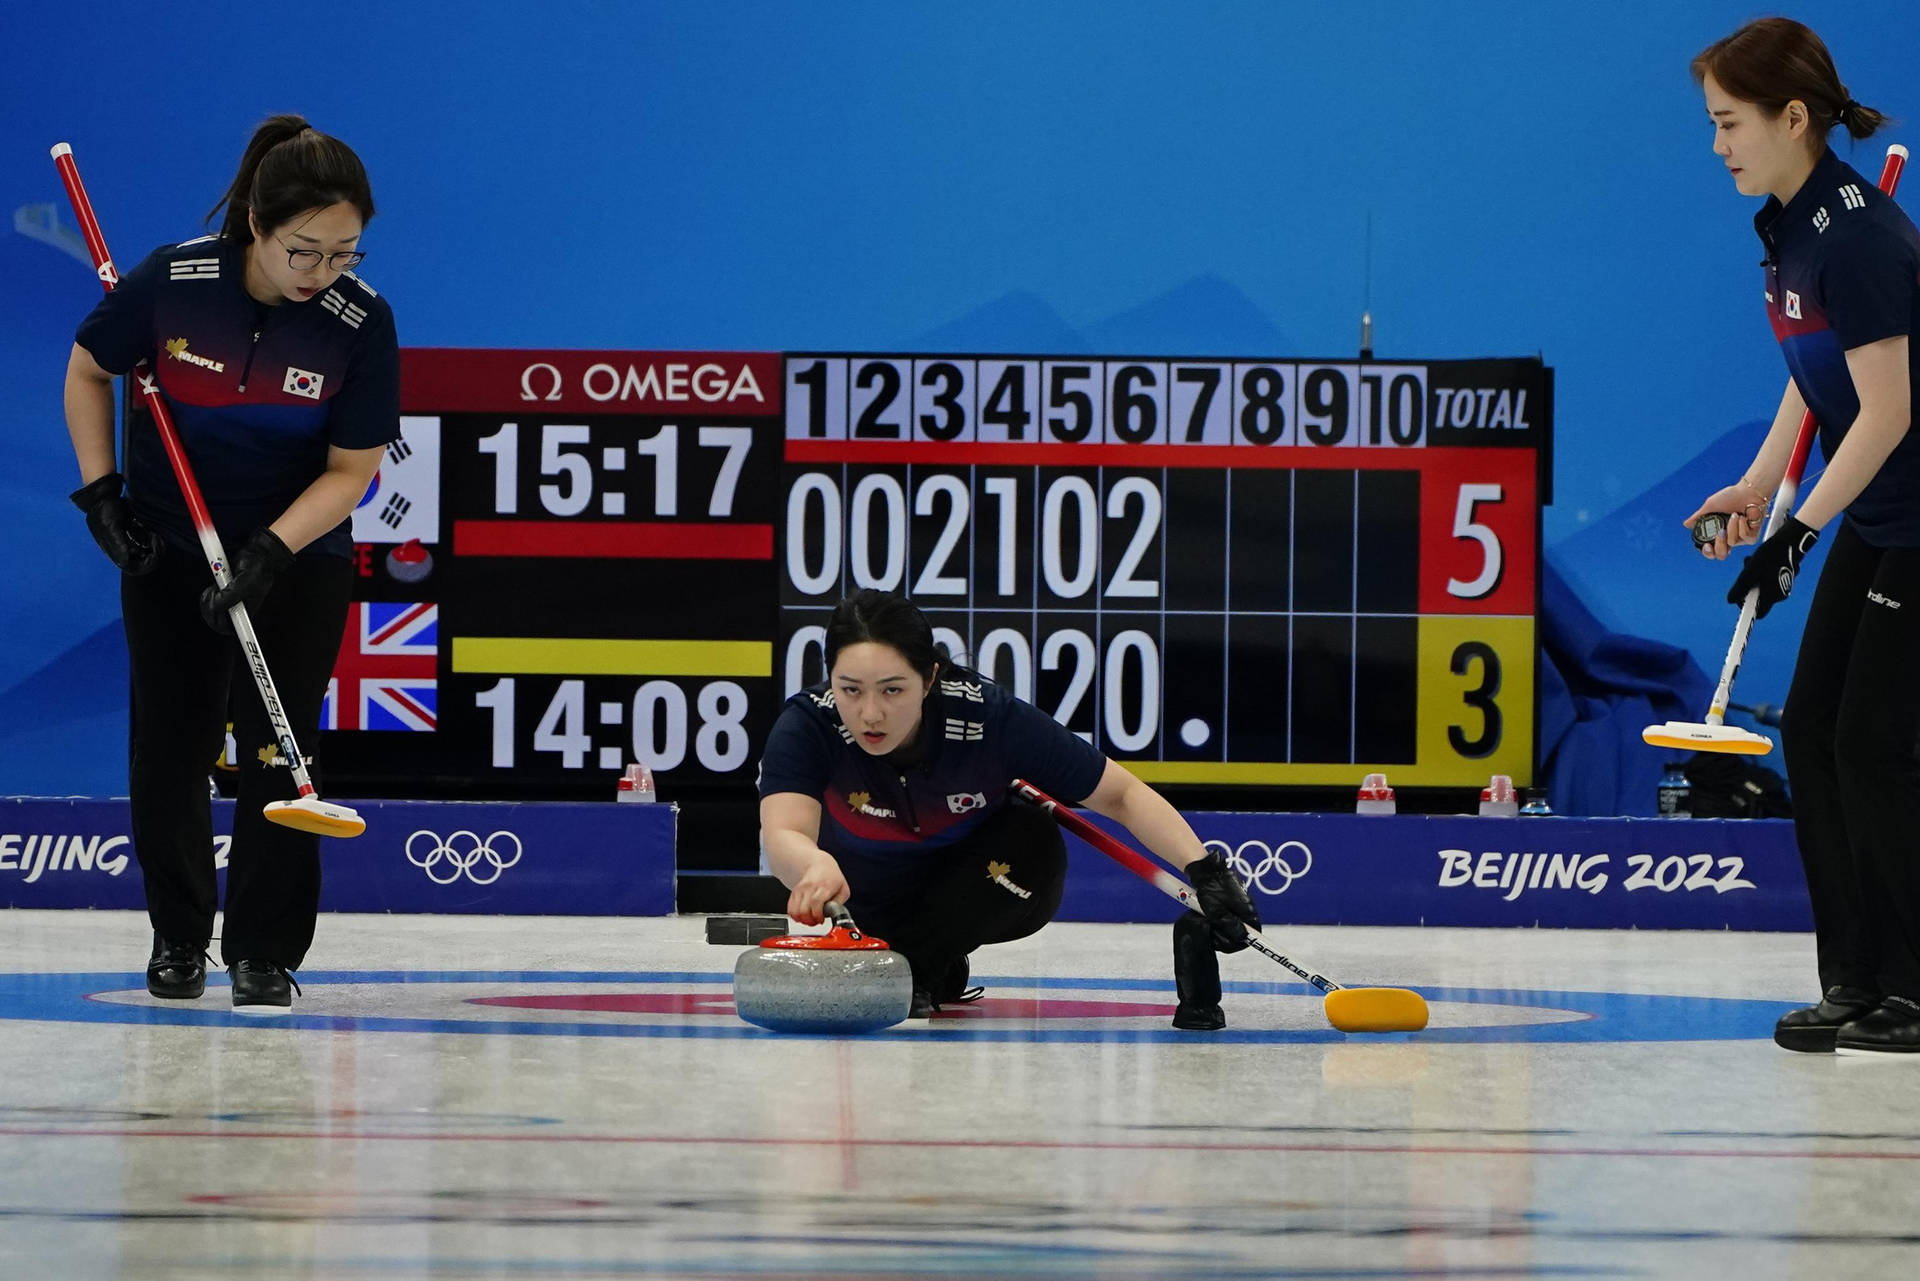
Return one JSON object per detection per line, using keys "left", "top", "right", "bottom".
{"left": 1011, "top": 778, "right": 1341, "bottom": 994}
{"left": 52, "top": 142, "right": 320, "bottom": 801}
{"left": 1706, "top": 143, "right": 1907, "bottom": 725}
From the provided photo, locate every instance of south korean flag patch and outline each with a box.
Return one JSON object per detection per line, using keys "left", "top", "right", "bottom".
{"left": 283, "top": 366, "right": 326, "bottom": 399}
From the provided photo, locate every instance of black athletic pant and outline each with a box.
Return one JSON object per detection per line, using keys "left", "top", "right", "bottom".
{"left": 1779, "top": 520, "right": 1920, "bottom": 1001}
{"left": 855, "top": 802, "right": 1069, "bottom": 993}
{"left": 121, "top": 547, "right": 353, "bottom": 970}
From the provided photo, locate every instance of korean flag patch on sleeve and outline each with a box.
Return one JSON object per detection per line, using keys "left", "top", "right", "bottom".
{"left": 283, "top": 366, "right": 326, "bottom": 399}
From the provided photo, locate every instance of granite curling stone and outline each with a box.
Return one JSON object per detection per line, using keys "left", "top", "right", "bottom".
{"left": 733, "top": 902, "right": 913, "bottom": 1033}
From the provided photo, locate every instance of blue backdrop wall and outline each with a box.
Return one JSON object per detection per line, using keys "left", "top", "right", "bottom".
{"left": 4, "top": 1, "right": 1915, "bottom": 799}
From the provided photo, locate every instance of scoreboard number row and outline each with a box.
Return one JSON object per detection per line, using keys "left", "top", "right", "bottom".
{"left": 786, "top": 470, "right": 1163, "bottom": 602}
{"left": 780, "top": 614, "right": 1532, "bottom": 782}
{"left": 782, "top": 468, "right": 1523, "bottom": 610}
{"left": 788, "top": 357, "right": 1431, "bottom": 448}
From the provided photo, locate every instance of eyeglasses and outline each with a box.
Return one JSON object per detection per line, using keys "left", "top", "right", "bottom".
{"left": 276, "top": 234, "right": 366, "bottom": 272}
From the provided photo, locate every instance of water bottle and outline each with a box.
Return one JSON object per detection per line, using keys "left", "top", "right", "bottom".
{"left": 617, "top": 762, "right": 657, "bottom": 803}
{"left": 1355, "top": 772, "right": 1396, "bottom": 815}
{"left": 1478, "top": 774, "right": 1518, "bottom": 817}
{"left": 1656, "top": 764, "right": 1691, "bottom": 818}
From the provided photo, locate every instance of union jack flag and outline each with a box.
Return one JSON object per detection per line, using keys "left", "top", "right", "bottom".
{"left": 323, "top": 602, "right": 438, "bottom": 731}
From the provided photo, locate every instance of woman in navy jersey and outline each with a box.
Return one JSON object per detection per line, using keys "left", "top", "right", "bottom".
{"left": 64, "top": 116, "right": 399, "bottom": 1012}
{"left": 758, "top": 590, "right": 1260, "bottom": 1025}
{"left": 1684, "top": 19, "right": 1920, "bottom": 1054}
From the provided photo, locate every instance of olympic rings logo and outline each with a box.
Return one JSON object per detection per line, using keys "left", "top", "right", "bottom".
{"left": 405, "top": 830, "right": 524, "bottom": 886}
{"left": 1205, "top": 837, "right": 1313, "bottom": 896}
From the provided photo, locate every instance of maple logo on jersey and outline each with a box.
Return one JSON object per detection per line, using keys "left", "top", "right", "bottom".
{"left": 284, "top": 367, "right": 326, "bottom": 399}
{"left": 1784, "top": 291, "right": 1802, "bottom": 319}
{"left": 164, "top": 338, "right": 225, "bottom": 372}
{"left": 845, "top": 790, "right": 897, "bottom": 819}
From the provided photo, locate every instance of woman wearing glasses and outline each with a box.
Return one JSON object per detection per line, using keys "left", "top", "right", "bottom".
{"left": 63, "top": 115, "right": 398, "bottom": 1011}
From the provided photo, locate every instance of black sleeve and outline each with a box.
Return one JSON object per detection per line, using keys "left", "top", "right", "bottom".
{"left": 73, "top": 247, "right": 165, "bottom": 375}
{"left": 326, "top": 301, "right": 401, "bottom": 449}
{"left": 1820, "top": 225, "right": 1918, "bottom": 351}
{"left": 1000, "top": 695, "right": 1109, "bottom": 803}
{"left": 757, "top": 703, "right": 834, "bottom": 799}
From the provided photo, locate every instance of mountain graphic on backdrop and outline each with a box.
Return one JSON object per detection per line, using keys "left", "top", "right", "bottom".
{"left": 1081, "top": 273, "right": 1293, "bottom": 356}
{"left": 910, "top": 290, "right": 1090, "bottom": 354}
{"left": 909, "top": 273, "right": 1292, "bottom": 356}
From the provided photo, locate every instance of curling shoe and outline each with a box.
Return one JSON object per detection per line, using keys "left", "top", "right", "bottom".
{"left": 908, "top": 986, "right": 936, "bottom": 1019}
{"left": 1835, "top": 996, "right": 1920, "bottom": 1055}
{"left": 1773, "top": 985, "right": 1880, "bottom": 1052}
{"left": 229, "top": 960, "right": 300, "bottom": 1014}
{"left": 146, "top": 933, "right": 209, "bottom": 1000}
{"left": 934, "top": 955, "right": 985, "bottom": 1005}
{"left": 1172, "top": 1002, "right": 1226, "bottom": 1031}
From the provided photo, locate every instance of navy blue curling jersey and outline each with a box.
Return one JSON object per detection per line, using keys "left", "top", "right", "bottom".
{"left": 1757, "top": 146, "right": 1920, "bottom": 546}
{"left": 74, "top": 236, "right": 401, "bottom": 558}
{"left": 757, "top": 670, "right": 1108, "bottom": 908}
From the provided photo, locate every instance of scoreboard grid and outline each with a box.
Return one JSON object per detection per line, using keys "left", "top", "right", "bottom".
{"left": 779, "top": 352, "right": 1546, "bottom": 788}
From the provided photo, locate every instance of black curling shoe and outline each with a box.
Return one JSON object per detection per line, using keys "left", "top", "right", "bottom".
{"left": 935, "top": 955, "right": 985, "bottom": 1005}
{"left": 1774, "top": 985, "right": 1880, "bottom": 1052}
{"left": 146, "top": 934, "right": 209, "bottom": 1000}
{"left": 1172, "top": 1002, "right": 1226, "bottom": 1031}
{"left": 1835, "top": 996, "right": 1920, "bottom": 1055}
{"left": 229, "top": 960, "right": 299, "bottom": 1013}
{"left": 908, "top": 987, "right": 936, "bottom": 1019}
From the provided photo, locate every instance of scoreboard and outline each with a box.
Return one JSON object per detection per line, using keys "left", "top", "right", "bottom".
{"left": 326, "top": 349, "right": 1549, "bottom": 794}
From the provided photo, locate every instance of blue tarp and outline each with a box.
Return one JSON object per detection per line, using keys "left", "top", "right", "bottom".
{"left": 1536, "top": 557, "right": 1716, "bottom": 817}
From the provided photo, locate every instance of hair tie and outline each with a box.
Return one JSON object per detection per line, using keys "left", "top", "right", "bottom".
{"left": 1838, "top": 98, "right": 1859, "bottom": 123}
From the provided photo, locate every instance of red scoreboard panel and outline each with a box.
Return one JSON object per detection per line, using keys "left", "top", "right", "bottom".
{"left": 325, "top": 350, "right": 1549, "bottom": 793}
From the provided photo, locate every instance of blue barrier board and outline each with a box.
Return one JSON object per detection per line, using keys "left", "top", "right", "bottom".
{"left": 0, "top": 798, "right": 675, "bottom": 915}
{"left": 1, "top": 798, "right": 1806, "bottom": 930}
{"left": 1059, "top": 812, "right": 1810, "bottom": 930}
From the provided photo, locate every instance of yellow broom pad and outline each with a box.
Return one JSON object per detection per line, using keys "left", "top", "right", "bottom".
{"left": 1323, "top": 986, "right": 1429, "bottom": 1033}
{"left": 264, "top": 798, "right": 367, "bottom": 838}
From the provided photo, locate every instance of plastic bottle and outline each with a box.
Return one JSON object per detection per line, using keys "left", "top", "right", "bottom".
{"left": 1478, "top": 774, "right": 1519, "bottom": 817}
{"left": 1355, "top": 772, "right": 1396, "bottom": 815}
{"left": 1656, "top": 764, "right": 1691, "bottom": 818}
{"left": 617, "top": 762, "right": 657, "bottom": 803}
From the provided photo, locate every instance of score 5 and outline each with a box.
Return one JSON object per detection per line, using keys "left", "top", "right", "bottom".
{"left": 1418, "top": 451, "right": 1536, "bottom": 615}
{"left": 472, "top": 422, "right": 755, "bottom": 518}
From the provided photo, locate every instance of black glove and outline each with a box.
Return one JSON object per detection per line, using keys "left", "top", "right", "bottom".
{"left": 69, "top": 472, "right": 161, "bottom": 575}
{"left": 1185, "top": 850, "right": 1261, "bottom": 953}
{"left": 1727, "top": 515, "right": 1819, "bottom": 620}
{"left": 199, "top": 528, "right": 294, "bottom": 633}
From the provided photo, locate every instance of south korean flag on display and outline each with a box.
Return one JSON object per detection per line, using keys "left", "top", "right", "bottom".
{"left": 352, "top": 415, "right": 441, "bottom": 544}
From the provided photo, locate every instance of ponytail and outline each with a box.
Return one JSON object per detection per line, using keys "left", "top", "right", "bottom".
{"left": 206, "top": 113, "right": 375, "bottom": 243}
{"left": 1835, "top": 97, "right": 1890, "bottom": 141}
